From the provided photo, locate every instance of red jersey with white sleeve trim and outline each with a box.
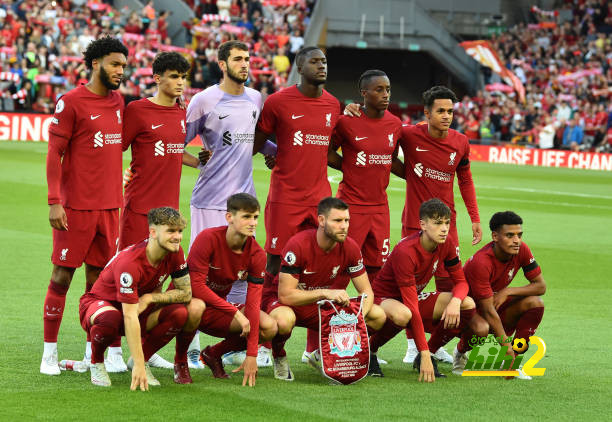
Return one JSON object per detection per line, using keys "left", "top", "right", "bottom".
{"left": 187, "top": 226, "right": 266, "bottom": 356}
{"left": 257, "top": 85, "right": 340, "bottom": 206}
{"left": 334, "top": 111, "right": 402, "bottom": 212}
{"left": 463, "top": 241, "right": 541, "bottom": 301}
{"left": 399, "top": 124, "right": 479, "bottom": 230}
{"left": 279, "top": 229, "right": 366, "bottom": 292}
{"left": 122, "top": 98, "right": 186, "bottom": 214}
{"left": 47, "top": 85, "right": 124, "bottom": 210}
{"left": 372, "top": 232, "right": 468, "bottom": 351}
{"left": 84, "top": 240, "right": 187, "bottom": 306}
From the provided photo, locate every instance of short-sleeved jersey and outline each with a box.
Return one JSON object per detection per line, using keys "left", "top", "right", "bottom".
{"left": 184, "top": 85, "right": 261, "bottom": 210}
{"left": 48, "top": 85, "right": 124, "bottom": 210}
{"left": 187, "top": 226, "right": 266, "bottom": 299}
{"left": 373, "top": 232, "right": 463, "bottom": 299}
{"left": 463, "top": 241, "right": 542, "bottom": 301}
{"left": 399, "top": 124, "right": 477, "bottom": 229}
{"left": 84, "top": 240, "right": 188, "bottom": 306}
{"left": 334, "top": 111, "right": 402, "bottom": 212}
{"left": 187, "top": 226, "right": 266, "bottom": 356}
{"left": 257, "top": 85, "right": 340, "bottom": 206}
{"left": 122, "top": 98, "right": 186, "bottom": 214}
{"left": 279, "top": 229, "right": 366, "bottom": 291}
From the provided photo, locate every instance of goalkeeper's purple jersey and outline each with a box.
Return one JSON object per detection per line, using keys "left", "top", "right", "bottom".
{"left": 184, "top": 84, "right": 262, "bottom": 210}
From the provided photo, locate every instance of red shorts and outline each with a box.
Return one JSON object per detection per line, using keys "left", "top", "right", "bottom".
{"left": 264, "top": 201, "right": 317, "bottom": 254}
{"left": 198, "top": 303, "right": 244, "bottom": 338}
{"left": 79, "top": 295, "right": 155, "bottom": 336}
{"left": 374, "top": 291, "right": 441, "bottom": 334}
{"left": 268, "top": 299, "right": 319, "bottom": 331}
{"left": 401, "top": 226, "right": 459, "bottom": 291}
{"left": 348, "top": 211, "right": 390, "bottom": 268}
{"left": 118, "top": 206, "right": 148, "bottom": 250}
{"left": 493, "top": 296, "right": 523, "bottom": 334}
{"left": 261, "top": 287, "right": 278, "bottom": 313}
{"left": 52, "top": 208, "right": 119, "bottom": 268}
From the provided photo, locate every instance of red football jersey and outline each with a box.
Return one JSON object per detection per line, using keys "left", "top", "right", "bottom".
{"left": 257, "top": 85, "right": 340, "bottom": 206}
{"left": 122, "top": 99, "right": 186, "bottom": 214}
{"left": 372, "top": 232, "right": 468, "bottom": 351}
{"left": 187, "top": 226, "right": 266, "bottom": 356}
{"left": 279, "top": 229, "right": 366, "bottom": 292}
{"left": 399, "top": 124, "right": 479, "bottom": 231}
{"left": 334, "top": 111, "right": 402, "bottom": 212}
{"left": 84, "top": 240, "right": 187, "bottom": 306}
{"left": 47, "top": 85, "right": 124, "bottom": 210}
{"left": 463, "top": 241, "right": 541, "bottom": 301}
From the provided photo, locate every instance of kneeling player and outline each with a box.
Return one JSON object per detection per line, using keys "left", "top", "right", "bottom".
{"left": 266, "top": 197, "right": 386, "bottom": 381}
{"left": 174, "top": 193, "right": 277, "bottom": 386}
{"left": 78, "top": 207, "right": 191, "bottom": 389}
{"left": 453, "top": 211, "right": 546, "bottom": 379}
{"left": 370, "top": 199, "right": 484, "bottom": 382}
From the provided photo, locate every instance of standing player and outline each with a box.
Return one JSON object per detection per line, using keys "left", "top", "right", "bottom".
{"left": 397, "top": 86, "right": 482, "bottom": 363}
{"left": 370, "top": 199, "right": 483, "bottom": 381}
{"left": 183, "top": 41, "right": 271, "bottom": 367}
{"left": 253, "top": 47, "right": 341, "bottom": 358}
{"left": 79, "top": 207, "right": 191, "bottom": 388}
{"left": 453, "top": 211, "right": 545, "bottom": 380}
{"left": 173, "top": 193, "right": 277, "bottom": 386}
{"left": 119, "top": 51, "right": 208, "bottom": 370}
{"left": 266, "top": 197, "right": 386, "bottom": 381}
{"left": 42, "top": 36, "right": 128, "bottom": 375}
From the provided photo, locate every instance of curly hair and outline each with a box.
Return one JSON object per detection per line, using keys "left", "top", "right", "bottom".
{"left": 422, "top": 86, "right": 458, "bottom": 110}
{"left": 489, "top": 211, "right": 523, "bottom": 232}
{"left": 419, "top": 198, "right": 451, "bottom": 220}
{"left": 82, "top": 35, "right": 128, "bottom": 70}
{"left": 148, "top": 207, "right": 187, "bottom": 229}
{"left": 152, "top": 52, "right": 190, "bottom": 75}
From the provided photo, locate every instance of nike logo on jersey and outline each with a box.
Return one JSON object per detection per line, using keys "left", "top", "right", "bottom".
{"left": 90, "top": 114, "right": 101, "bottom": 120}
{"left": 291, "top": 114, "right": 304, "bottom": 119}
{"left": 151, "top": 124, "right": 163, "bottom": 129}
{"left": 355, "top": 136, "right": 368, "bottom": 141}
{"left": 219, "top": 115, "right": 230, "bottom": 119}
{"left": 416, "top": 147, "right": 429, "bottom": 152}
{"left": 303, "top": 270, "right": 316, "bottom": 274}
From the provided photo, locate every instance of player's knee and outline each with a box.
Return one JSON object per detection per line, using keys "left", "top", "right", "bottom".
{"left": 259, "top": 315, "right": 278, "bottom": 341}
{"left": 526, "top": 296, "right": 544, "bottom": 310}
{"left": 460, "top": 296, "right": 476, "bottom": 310}
{"left": 394, "top": 308, "right": 412, "bottom": 327}
{"left": 187, "top": 299, "right": 206, "bottom": 321}
{"left": 93, "top": 309, "right": 122, "bottom": 334}
{"left": 272, "top": 309, "right": 295, "bottom": 334}
{"left": 50, "top": 266, "right": 74, "bottom": 287}
{"left": 365, "top": 305, "right": 386, "bottom": 331}
{"left": 473, "top": 319, "right": 489, "bottom": 338}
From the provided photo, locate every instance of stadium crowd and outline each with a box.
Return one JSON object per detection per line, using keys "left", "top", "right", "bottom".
{"left": 0, "top": 0, "right": 310, "bottom": 111}
{"left": 454, "top": 0, "right": 612, "bottom": 152}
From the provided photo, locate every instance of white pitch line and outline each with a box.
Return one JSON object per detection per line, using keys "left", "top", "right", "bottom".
{"left": 473, "top": 195, "right": 612, "bottom": 210}
{"left": 476, "top": 185, "right": 612, "bottom": 200}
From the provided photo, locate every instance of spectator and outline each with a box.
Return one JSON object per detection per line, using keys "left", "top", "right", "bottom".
{"left": 562, "top": 116, "right": 585, "bottom": 150}
{"left": 538, "top": 116, "right": 558, "bottom": 149}
{"left": 272, "top": 45, "right": 290, "bottom": 75}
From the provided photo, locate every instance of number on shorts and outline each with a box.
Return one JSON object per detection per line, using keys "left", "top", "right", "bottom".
{"left": 417, "top": 292, "right": 431, "bottom": 301}
{"left": 382, "top": 239, "right": 390, "bottom": 256}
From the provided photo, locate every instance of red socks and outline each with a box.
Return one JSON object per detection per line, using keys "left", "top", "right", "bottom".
{"left": 271, "top": 333, "right": 291, "bottom": 358}
{"left": 174, "top": 330, "right": 197, "bottom": 364}
{"left": 428, "top": 308, "right": 476, "bottom": 352}
{"left": 514, "top": 306, "right": 544, "bottom": 340}
{"left": 370, "top": 319, "right": 403, "bottom": 354}
{"left": 142, "top": 304, "right": 188, "bottom": 361}
{"left": 90, "top": 310, "right": 122, "bottom": 364}
{"left": 43, "top": 280, "right": 69, "bottom": 342}
{"left": 305, "top": 329, "right": 319, "bottom": 353}
{"left": 209, "top": 335, "right": 248, "bottom": 358}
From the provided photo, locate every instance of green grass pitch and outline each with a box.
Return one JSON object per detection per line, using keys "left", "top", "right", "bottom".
{"left": 0, "top": 141, "right": 610, "bottom": 421}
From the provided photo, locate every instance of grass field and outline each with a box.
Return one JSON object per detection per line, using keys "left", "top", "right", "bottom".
{"left": 0, "top": 141, "right": 611, "bottom": 421}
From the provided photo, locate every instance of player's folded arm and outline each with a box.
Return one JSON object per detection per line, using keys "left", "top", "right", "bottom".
{"left": 150, "top": 268, "right": 192, "bottom": 304}
{"left": 189, "top": 271, "right": 238, "bottom": 316}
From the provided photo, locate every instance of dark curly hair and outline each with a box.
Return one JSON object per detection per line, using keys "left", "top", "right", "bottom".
{"left": 152, "top": 52, "right": 190, "bottom": 75}
{"left": 422, "top": 85, "right": 458, "bottom": 110}
{"left": 489, "top": 211, "right": 523, "bottom": 232}
{"left": 82, "top": 36, "right": 128, "bottom": 70}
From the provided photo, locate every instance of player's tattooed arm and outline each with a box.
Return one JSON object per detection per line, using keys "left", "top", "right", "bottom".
{"left": 327, "top": 138, "right": 342, "bottom": 170}
{"left": 147, "top": 275, "right": 192, "bottom": 305}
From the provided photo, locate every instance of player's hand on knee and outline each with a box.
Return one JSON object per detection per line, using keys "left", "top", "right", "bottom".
{"left": 137, "top": 294, "right": 152, "bottom": 314}
{"left": 327, "top": 289, "right": 350, "bottom": 307}
{"left": 123, "top": 167, "right": 134, "bottom": 188}
{"left": 264, "top": 154, "right": 276, "bottom": 169}
{"left": 131, "top": 365, "right": 149, "bottom": 391}
{"left": 235, "top": 311, "right": 251, "bottom": 337}
{"left": 493, "top": 289, "right": 509, "bottom": 309}
{"left": 49, "top": 204, "right": 68, "bottom": 231}
{"left": 233, "top": 355, "right": 258, "bottom": 387}
{"left": 418, "top": 353, "right": 435, "bottom": 383}
{"left": 198, "top": 148, "right": 212, "bottom": 166}
{"left": 343, "top": 103, "right": 362, "bottom": 117}
{"left": 442, "top": 299, "right": 461, "bottom": 329}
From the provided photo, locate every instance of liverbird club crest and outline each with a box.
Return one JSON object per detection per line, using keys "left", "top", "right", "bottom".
{"left": 328, "top": 310, "right": 362, "bottom": 357}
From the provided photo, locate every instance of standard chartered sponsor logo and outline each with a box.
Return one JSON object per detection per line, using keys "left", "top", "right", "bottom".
{"left": 356, "top": 151, "right": 366, "bottom": 166}
{"left": 94, "top": 131, "right": 122, "bottom": 148}
{"left": 414, "top": 162, "right": 423, "bottom": 177}
{"left": 413, "top": 163, "right": 451, "bottom": 181}
{"left": 293, "top": 130, "right": 303, "bottom": 146}
{"left": 368, "top": 154, "right": 392, "bottom": 165}
{"left": 154, "top": 140, "right": 165, "bottom": 156}
{"left": 292, "top": 131, "right": 330, "bottom": 147}
{"left": 166, "top": 143, "right": 184, "bottom": 153}
{"left": 93, "top": 131, "right": 103, "bottom": 148}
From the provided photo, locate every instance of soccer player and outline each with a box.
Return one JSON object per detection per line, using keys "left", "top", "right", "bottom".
{"left": 266, "top": 197, "right": 386, "bottom": 381}
{"left": 183, "top": 41, "right": 271, "bottom": 366}
{"left": 396, "top": 86, "right": 482, "bottom": 364}
{"left": 78, "top": 207, "right": 191, "bottom": 389}
{"left": 370, "top": 199, "right": 483, "bottom": 382}
{"left": 252, "top": 47, "right": 341, "bottom": 365}
{"left": 42, "top": 36, "right": 128, "bottom": 375}
{"left": 453, "top": 211, "right": 545, "bottom": 380}
{"left": 173, "top": 193, "right": 276, "bottom": 386}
